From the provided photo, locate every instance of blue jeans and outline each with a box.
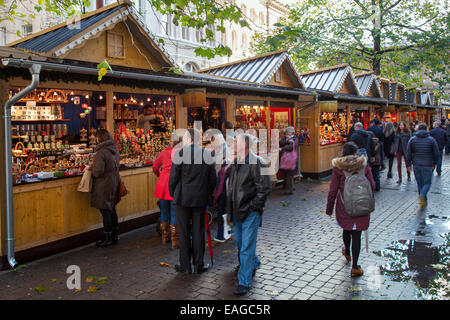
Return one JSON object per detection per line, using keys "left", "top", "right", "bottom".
{"left": 233, "top": 211, "right": 261, "bottom": 287}
{"left": 413, "top": 166, "right": 433, "bottom": 201}
{"left": 159, "top": 199, "right": 176, "bottom": 225}
{"left": 436, "top": 149, "right": 443, "bottom": 174}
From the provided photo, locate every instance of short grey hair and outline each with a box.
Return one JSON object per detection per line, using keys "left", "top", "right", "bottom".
{"left": 433, "top": 121, "right": 441, "bottom": 127}
{"left": 355, "top": 122, "right": 364, "bottom": 130}
{"left": 285, "top": 126, "right": 295, "bottom": 134}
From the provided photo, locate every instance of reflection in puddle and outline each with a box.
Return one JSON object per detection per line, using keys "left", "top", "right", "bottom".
{"left": 374, "top": 233, "right": 449, "bottom": 300}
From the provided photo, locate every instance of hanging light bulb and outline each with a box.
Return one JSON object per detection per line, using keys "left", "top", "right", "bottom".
{"left": 147, "top": 98, "right": 150, "bottom": 102}
{"left": 85, "top": 95, "right": 89, "bottom": 99}
{"left": 99, "top": 95, "right": 103, "bottom": 100}
{"left": 70, "top": 91, "right": 74, "bottom": 95}
{"left": 113, "top": 96, "right": 116, "bottom": 100}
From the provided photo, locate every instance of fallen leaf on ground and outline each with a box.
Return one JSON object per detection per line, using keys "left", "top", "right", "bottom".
{"left": 74, "top": 289, "right": 82, "bottom": 293}
{"left": 301, "top": 198, "right": 307, "bottom": 201}
{"left": 50, "top": 279, "right": 57, "bottom": 283}
{"left": 13, "top": 264, "right": 27, "bottom": 271}
{"left": 85, "top": 276, "right": 95, "bottom": 283}
{"left": 223, "top": 250, "right": 233, "bottom": 254}
{"left": 348, "top": 286, "right": 362, "bottom": 292}
{"left": 95, "top": 277, "right": 107, "bottom": 285}
{"left": 352, "top": 296, "right": 364, "bottom": 300}
{"left": 430, "top": 264, "right": 446, "bottom": 270}
{"left": 34, "top": 286, "right": 48, "bottom": 292}
{"left": 266, "top": 290, "right": 279, "bottom": 296}
{"left": 87, "top": 286, "right": 99, "bottom": 293}
{"left": 160, "top": 262, "right": 170, "bottom": 267}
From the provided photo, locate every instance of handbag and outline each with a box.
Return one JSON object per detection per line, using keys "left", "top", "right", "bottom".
{"left": 115, "top": 160, "right": 128, "bottom": 197}
{"left": 77, "top": 166, "right": 92, "bottom": 192}
{"left": 279, "top": 141, "right": 298, "bottom": 171}
{"left": 389, "top": 142, "right": 396, "bottom": 156}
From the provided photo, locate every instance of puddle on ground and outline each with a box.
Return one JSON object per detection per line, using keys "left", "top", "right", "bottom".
{"left": 373, "top": 233, "right": 449, "bottom": 300}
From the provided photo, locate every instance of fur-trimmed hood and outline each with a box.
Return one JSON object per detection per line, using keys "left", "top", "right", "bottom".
{"left": 332, "top": 155, "right": 367, "bottom": 172}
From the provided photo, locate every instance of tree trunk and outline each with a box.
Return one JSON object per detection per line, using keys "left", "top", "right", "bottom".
{"left": 372, "top": 0, "right": 382, "bottom": 75}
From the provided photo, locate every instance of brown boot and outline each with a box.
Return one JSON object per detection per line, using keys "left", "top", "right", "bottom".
{"left": 170, "top": 224, "right": 179, "bottom": 249}
{"left": 160, "top": 222, "right": 170, "bottom": 244}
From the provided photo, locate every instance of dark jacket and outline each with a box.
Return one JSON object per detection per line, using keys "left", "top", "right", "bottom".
{"left": 168, "top": 143, "right": 216, "bottom": 207}
{"left": 326, "top": 155, "right": 375, "bottom": 231}
{"left": 226, "top": 152, "right": 272, "bottom": 223}
{"left": 446, "top": 125, "right": 450, "bottom": 138}
{"left": 91, "top": 139, "right": 121, "bottom": 211}
{"left": 367, "top": 125, "right": 384, "bottom": 142}
{"left": 406, "top": 130, "right": 440, "bottom": 167}
{"left": 430, "top": 127, "right": 448, "bottom": 151}
{"left": 384, "top": 132, "right": 395, "bottom": 158}
{"left": 349, "top": 130, "right": 375, "bottom": 157}
{"left": 370, "top": 136, "right": 382, "bottom": 166}
{"left": 279, "top": 135, "right": 299, "bottom": 175}
{"left": 393, "top": 131, "right": 411, "bottom": 154}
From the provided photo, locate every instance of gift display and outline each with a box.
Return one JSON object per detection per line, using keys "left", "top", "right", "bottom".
{"left": 320, "top": 112, "right": 347, "bottom": 146}
{"left": 235, "top": 105, "right": 267, "bottom": 130}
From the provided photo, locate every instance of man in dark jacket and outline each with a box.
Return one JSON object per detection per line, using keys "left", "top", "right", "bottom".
{"left": 349, "top": 122, "right": 375, "bottom": 159}
{"left": 367, "top": 118, "right": 385, "bottom": 169}
{"left": 169, "top": 128, "right": 217, "bottom": 274}
{"left": 430, "top": 121, "right": 448, "bottom": 176}
{"left": 406, "top": 123, "right": 440, "bottom": 208}
{"left": 227, "top": 133, "right": 271, "bottom": 296}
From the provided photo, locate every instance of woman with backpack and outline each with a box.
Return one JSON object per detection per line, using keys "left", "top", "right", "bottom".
{"left": 326, "top": 142, "right": 376, "bottom": 277}
{"left": 393, "top": 121, "right": 411, "bottom": 184}
{"left": 383, "top": 122, "right": 396, "bottom": 179}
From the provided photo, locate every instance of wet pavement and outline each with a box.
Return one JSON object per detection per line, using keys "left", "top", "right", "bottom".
{"left": 0, "top": 155, "right": 449, "bottom": 300}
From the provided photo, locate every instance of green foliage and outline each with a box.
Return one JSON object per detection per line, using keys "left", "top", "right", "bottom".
{"left": 252, "top": 0, "right": 449, "bottom": 99}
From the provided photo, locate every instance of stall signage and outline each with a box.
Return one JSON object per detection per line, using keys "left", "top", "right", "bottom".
{"left": 319, "top": 101, "right": 338, "bottom": 113}
{"left": 183, "top": 88, "right": 206, "bottom": 108}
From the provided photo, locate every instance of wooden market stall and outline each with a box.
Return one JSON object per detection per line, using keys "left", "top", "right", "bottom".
{"left": 0, "top": 3, "right": 317, "bottom": 268}
{"left": 298, "top": 65, "right": 387, "bottom": 178}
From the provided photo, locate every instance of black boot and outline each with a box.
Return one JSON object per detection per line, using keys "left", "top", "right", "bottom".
{"left": 96, "top": 232, "right": 114, "bottom": 247}
{"left": 112, "top": 227, "right": 119, "bottom": 244}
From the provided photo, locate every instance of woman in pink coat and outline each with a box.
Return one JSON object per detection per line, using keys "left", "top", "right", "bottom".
{"left": 153, "top": 135, "right": 182, "bottom": 248}
{"left": 326, "top": 142, "right": 376, "bottom": 277}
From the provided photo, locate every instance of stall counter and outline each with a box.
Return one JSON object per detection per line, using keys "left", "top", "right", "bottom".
{"left": 10, "top": 166, "right": 159, "bottom": 253}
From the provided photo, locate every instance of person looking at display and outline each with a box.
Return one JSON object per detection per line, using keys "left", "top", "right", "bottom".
{"left": 367, "top": 118, "right": 385, "bottom": 171}
{"left": 348, "top": 118, "right": 359, "bottom": 138}
{"left": 153, "top": 133, "right": 183, "bottom": 249}
{"left": 349, "top": 122, "right": 375, "bottom": 159}
{"left": 279, "top": 127, "right": 298, "bottom": 195}
{"left": 169, "top": 128, "right": 217, "bottom": 274}
{"left": 383, "top": 122, "right": 396, "bottom": 179}
{"left": 90, "top": 129, "right": 121, "bottom": 247}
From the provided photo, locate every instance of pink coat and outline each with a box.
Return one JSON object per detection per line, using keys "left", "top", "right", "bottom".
{"left": 153, "top": 146, "right": 174, "bottom": 200}
{"left": 326, "top": 155, "right": 376, "bottom": 231}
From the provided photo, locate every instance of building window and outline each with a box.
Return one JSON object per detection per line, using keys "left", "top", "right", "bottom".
{"left": 242, "top": 33, "right": 248, "bottom": 54}
{"left": 241, "top": 4, "right": 247, "bottom": 16}
{"left": 22, "top": 24, "right": 33, "bottom": 37}
{"left": 182, "top": 26, "right": 190, "bottom": 40}
{"left": 275, "top": 68, "right": 282, "bottom": 82}
{"left": 259, "top": 12, "right": 265, "bottom": 26}
{"left": 0, "top": 27, "right": 6, "bottom": 45}
{"left": 221, "top": 30, "right": 227, "bottom": 46}
{"left": 196, "top": 29, "right": 203, "bottom": 43}
{"left": 250, "top": 8, "right": 256, "bottom": 22}
{"left": 107, "top": 32, "right": 125, "bottom": 58}
{"left": 232, "top": 30, "right": 237, "bottom": 51}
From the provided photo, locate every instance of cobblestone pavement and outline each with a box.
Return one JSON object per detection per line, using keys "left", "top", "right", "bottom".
{"left": 0, "top": 155, "right": 449, "bottom": 300}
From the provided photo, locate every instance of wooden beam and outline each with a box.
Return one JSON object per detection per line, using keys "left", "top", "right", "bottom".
{"left": 106, "top": 90, "right": 114, "bottom": 135}
{"left": 0, "top": 80, "right": 7, "bottom": 263}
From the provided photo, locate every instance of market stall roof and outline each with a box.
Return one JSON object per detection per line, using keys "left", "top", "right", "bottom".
{"left": 6, "top": 0, "right": 176, "bottom": 71}
{"left": 354, "top": 72, "right": 382, "bottom": 97}
{"left": 1, "top": 53, "right": 316, "bottom": 100}
{"left": 300, "top": 64, "right": 361, "bottom": 96}
{"left": 198, "top": 50, "right": 306, "bottom": 89}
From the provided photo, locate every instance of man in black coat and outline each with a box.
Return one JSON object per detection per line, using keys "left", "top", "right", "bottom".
{"left": 349, "top": 122, "right": 375, "bottom": 159}
{"left": 367, "top": 118, "right": 386, "bottom": 169}
{"left": 169, "top": 128, "right": 217, "bottom": 274}
{"left": 430, "top": 121, "right": 448, "bottom": 176}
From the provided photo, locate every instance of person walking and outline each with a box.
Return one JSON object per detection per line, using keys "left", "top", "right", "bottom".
{"left": 430, "top": 121, "right": 448, "bottom": 176}
{"left": 349, "top": 122, "right": 375, "bottom": 159}
{"left": 279, "top": 126, "right": 298, "bottom": 195}
{"left": 90, "top": 129, "right": 121, "bottom": 247}
{"left": 445, "top": 119, "right": 450, "bottom": 155}
{"left": 367, "top": 119, "right": 385, "bottom": 165}
{"left": 227, "top": 133, "right": 271, "bottom": 296}
{"left": 368, "top": 131, "right": 381, "bottom": 191}
{"left": 348, "top": 118, "right": 359, "bottom": 139}
{"left": 326, "top": 142, "right": 376, "bottom": 277}
{"left": 169, "top": 128, "right": 217, "bottom": 274}
{"left": 393, "top": 121, "right": 411, "bottom": 184}
{"left": 406, "top": 123, "right": 440, "bottom": 208}
{"left": 383, "top": 122, "right": 396, "bottom": 179}
{"left": 153, "top": 134, "right": 182, "bottom": 249}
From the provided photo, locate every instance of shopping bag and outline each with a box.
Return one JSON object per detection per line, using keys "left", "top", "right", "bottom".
{"left": 77, "top": 167, "right": 92, "bottom": 193}
{"left": 279, "top": 146, "right": 297, "bottom": 171}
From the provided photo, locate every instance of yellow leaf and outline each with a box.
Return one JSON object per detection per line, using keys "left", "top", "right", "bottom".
{"left": 50, "top": 278, "right": 57, "bottom": 283}
{"left": 88, "top": 286, "right": 99, "bottom": 293}
{"left": 98, "top": 67, "right": 108, "bottom": 81}
{"left": 223, "top": 250, "right": 233, "bottom": 254}
{"left": 74, "top": 289, "right": 82, "bottom": 293}
{"left": 160, "top": 262, "right": 170, "bottom": 267}
{"left": 85, "top": 276, "right": 95, "bottom": 283}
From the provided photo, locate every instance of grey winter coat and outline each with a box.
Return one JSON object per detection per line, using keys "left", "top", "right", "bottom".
{"left": 394, "top": 131, "right": 411, "bottom": 154}
{"left": 91, "top": 139, "right": 121, "bottom": 211}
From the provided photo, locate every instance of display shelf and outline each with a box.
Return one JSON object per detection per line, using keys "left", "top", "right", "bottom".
{"left": 12, "top": 119, "right": 70, "bottom": 122}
